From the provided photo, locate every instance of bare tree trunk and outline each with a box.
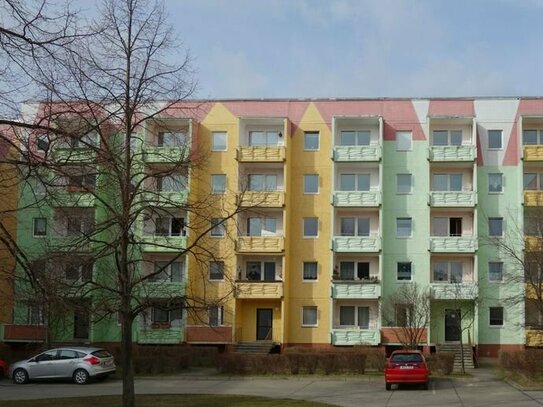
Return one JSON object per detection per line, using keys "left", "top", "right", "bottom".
{"left": 120, "top": 309, "right": 134, "bottom": 407}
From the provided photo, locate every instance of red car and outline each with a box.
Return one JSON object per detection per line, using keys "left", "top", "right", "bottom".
{"left": 385, "top": 350, "right": 429, "bottom": 390}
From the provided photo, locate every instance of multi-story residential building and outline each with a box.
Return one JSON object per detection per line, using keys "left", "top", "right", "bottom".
{"left": 4, "top": 97, "right": 543, "bottom": 357}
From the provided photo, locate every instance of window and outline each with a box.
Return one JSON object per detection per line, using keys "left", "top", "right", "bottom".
{"left": 433, "top": 261, "right": 463, "bottom": 283}
{"left": 248, "top": 174, "right": 277, "bottom": 191}
{"left": 211, "top": 218, "right": 225, "bottom": 237}
{"left": 157, "top": 174, "right": 186, "bottom": 192}
{"left": 489, "top": 307, "right": 504, "bottom": 326}
{"left": 211, "top": 174, "right": 226, "bottom": 194}
{"left": 339, "top": 174, "right": 370, "bottom": 191}
{"left": 339, "top": 130, "right": 371, "bottom": 146}
{"left": 304, "top": 174, "right": 319, "bottom": 194}
{"left": 397, "top": 174, "right": 412, "bottom": 194}
{"left": 488, "top": 130, "right": 503, "bottom": 149}
{"left": 302, "top": 306, "right": 318, "bottom": 326}
{"left": 396, "top": 131, "right": 412, "bottom": 151}
{"left": 397, "top": 262, "right": 412, "bottom": 281}
{"left": 36, "top": 134, "right": 49, "bottom": 152}
{"left": 432, "top": 217, "right": 462, "bottom": 237}
{"left": 249, "top": 131, "right": 280, "bottom": 146}
{"left": 66, "top": 216, "right": 94, "bottom": 236}
{"left": 64, "top": 261, "right": 93, "bottom": 282}
{"left": 246, "top": 261, "right": 276, "bottom": 281}
{"left": 33, "top": 218, "right": 47, "bottom": 237}
{"left": 338, "top": 261, "right": 370, "bottom": 280}
{"left": 488, "top": 217, "right": 503, "bottom": 237}
{"left": 209, "top": 261, "right": 224, "bottom": 280}
{"left": 432, "top": 173, "right": 462, "bottom": 192}
{"left": 339, "top": 306, "right": 370, "bottom": 329}
{"left": 303, "top": 262, "right": 318, "bottom": 281}
{"left": 151, "top": 303, "right": 183, "bottom": 326}
{"left": 151, "top": 261, "right": 183, "bottom": 282}
{"left": 489, "top": 262, "right": 503, "bottom": 282}
{"left": 432, "top": 130, "right": 462, "bottom": 146}
{"left": 304, "top": 131, "right": 319, "bottom": 150}
{"left": 303, "top": 218, "right": 318, "bottom": 238}
{"left": 211, "top": 131, "right": 227, "bottom": 151}
{"left": 209, "top": 306, "right": 223, "bottom": 326}
{"left": 340, "top": 217, "right": 370, "bottom": 236}
{"left": 26, "top": 303, "right": 43, "bottom": 325}
{"left": 523, "top": 129, "right": 543, "bottom": 145}
{"left": 155, "top": 217, "right": 184, "bottom": 236}
{"left": 396, "top": 218, "right": 412, "bottom": 237}
{"left": 395, "top": 304, "right": 413, "bottom": 326}
{"left": 158, "top": 131, "right": 186, "bottom": 147}
{"left": 67, "top": 173, "right": 96, "bottom": 191}
{"left": 247, "top": 217, "right": 276, "bottom": 236}
{"left": 488, "top": 173, "right": 503, "bottom": 193}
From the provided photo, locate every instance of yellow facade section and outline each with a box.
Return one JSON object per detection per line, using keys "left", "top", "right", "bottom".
{"left": 524, "top": 191, "right": 543, "bottom": 206}
{"left": 524, "top": 146, "right": 543, "bottom": 161}
{"left": 285, "top": 103, "right": 333, "bottom": 345}
{"left": 235, "top": 299, "right": 282, "bottom": 342}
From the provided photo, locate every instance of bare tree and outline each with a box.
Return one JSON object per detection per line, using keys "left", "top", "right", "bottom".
{"left": 382, "top": 283, "right": 433, "bottom": 350}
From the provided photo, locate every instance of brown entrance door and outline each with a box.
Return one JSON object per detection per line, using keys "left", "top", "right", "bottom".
{"left": 256, "top": 308, "right": 273, "bottom": 340}
{"left": 445, "top": 309, "right": 461, "bottom": 342}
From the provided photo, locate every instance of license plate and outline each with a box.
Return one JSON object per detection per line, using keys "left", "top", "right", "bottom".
{"left": 400, "top": 365, "right": 413, "bottom": 369}
{"left": 102, "top": 360, "right": 112, "bottom": 367}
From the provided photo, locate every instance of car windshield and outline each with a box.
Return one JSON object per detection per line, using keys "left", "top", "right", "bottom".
{"left": 91, "top": 350, "right": 112, "bottom": 358}
{"left": 390, "top": 353, "right": 423, "bottom": 363}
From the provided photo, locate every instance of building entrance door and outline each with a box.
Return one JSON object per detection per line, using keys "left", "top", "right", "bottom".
{"left": 256, "top": 308, "right": 273, "bottom": 340}
{"left": 445, "top": 309, "right": 461, "bottom": 342}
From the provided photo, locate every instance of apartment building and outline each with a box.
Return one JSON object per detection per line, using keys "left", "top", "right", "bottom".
{"left": 3, "top": 98, "right": 542, "bottom": 357}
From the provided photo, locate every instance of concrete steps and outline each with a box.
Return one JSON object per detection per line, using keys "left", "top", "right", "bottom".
{"left": 438, "top": 343, "right": 475, "bottom": 372}
{"left": 234, "top": 341, "right": 274, "bottom": 354}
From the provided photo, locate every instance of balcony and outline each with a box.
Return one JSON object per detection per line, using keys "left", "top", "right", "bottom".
{"left": 1, "top": 324, "right": 47, "bottom": 342}
{"left": 428, "top": 145, "right": 475, "bottom": 162}
{"left": 236, "top": 236, "right": 284, "bottom": 253}
{"left": 526, "top": 329, "right": 543, "bottom": 346}
{"left": 186, "top": 326, "right": 232, "bottom": 343}
{"left": 238, "top": 191, "right": 285, "bottom": 208}
{"left": 142, "top": 191, "right": 188, "bottom": 207}
{"left": 429, "top": 237, "right": 477, "bottom": 253}
{"left": 141, "top": 235, "right": 187, "bottom": 252}
{"left": 429, "top": 191, "right": 477, "bottom": 208}
{"left": 525, "top": 191, "right": 543, "bottom": 206}
{"left": 331, "top": 328, "right": 380, "bottom": 346}
{"left": 431, "top": 283, "right": 477, "bottom": 300}
{"left": 526, "top": 236, "right": 543, "bottom": 251}
{"left": 331, "top": 281, "right": 381, "bottom": 299}
{"left": 236, "top": 146, "right": 285, "bottom": 162}
{"left": 137, "top": 326, "right": 184, "bottom": 344}
{"left": 143, "top": 146, "right": 189, "bottom": 164}
{"left": 333, "top": 191, "right": 381, "bottom": 207}
{"left": 332, "top": 145, "right": 381, "bottom": 162}
{"left": 524, "top": 146, "right": 543, "bottom": 161}
{"left": 235, "top": 281, "right": 283, "bottom": 299}
{"left": 332, "top": 236, "right": 381, "bottom": 253}
{"left": 138, "top": 282, "right": 185, "bottom": 298}
{"left": 51, "top": 148, "right": 96, "bottom": 164}
{"left": 51, "top": 191, "right": 95, "bottom": 207}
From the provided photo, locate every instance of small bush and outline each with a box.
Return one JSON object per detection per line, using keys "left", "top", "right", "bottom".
{"left": 500, "top": 349, "right": 543, "bottom": 380}
{"left": 215, "top": 354, "right": 247, "bottom": 374}
{"left": 426, "top": 352, "right": 455, "bottom": 375}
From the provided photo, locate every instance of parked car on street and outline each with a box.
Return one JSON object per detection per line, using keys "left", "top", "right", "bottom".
{"left": 0, "top": 358, "right": 8, "bottom": 378}
{"left": 9, "top": 347, "right": 115, "bottom": 385}
{"left": 385, "top": 350, "right": 429, "bottom": 390}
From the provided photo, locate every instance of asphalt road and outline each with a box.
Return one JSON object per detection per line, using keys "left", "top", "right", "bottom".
{"left": 1, "top": 373, "right": 543, "bottom": 407}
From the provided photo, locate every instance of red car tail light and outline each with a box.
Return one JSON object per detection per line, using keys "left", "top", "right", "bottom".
{"left": 83, "top": 356, "right": 100, "bottom": 365}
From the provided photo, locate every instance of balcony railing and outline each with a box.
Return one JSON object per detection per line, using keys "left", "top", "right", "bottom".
{"left": 331, "top": 281, "right": 381, "bottom": 299}
{"left": 51, "top": 191, "right": 95, "bottom": 207}
{"left": 431, "top": 283, "right": 477, "bottom": 300}
{"left": 137, "top": 326, "right": 184, "bottom": 344}
{"left": 524, "top": 146, "right": 543, "bottom": 161}
{"left": 235, "top": 281, "right": 283, "bottom": 299}
{"left": 524, "top": 191, "right": 543, "bottom": 206}
{"left": 138, "top": 282, "right": 185, "bottom": 298}
{"left": 428, "top": 145, "right": 475, "bottom": 162}
{"left": 1, "top": 324, "right": 47, "bottom": 342}
{"left": 143, "top": 146, "right": 189, "bottom": 164}
{"left": 526, "top": 329, "right": 543, "bottom": 346}
{"left": 236, "top": 236, "right": 284, "bottom": 253}
{"left": 332, "top": 145, "right": 381, "bottom": 162}
{"left": 236, "top": 146, "right": 285, "bottom": 162}
{"left": 333, "top": 191, "right": 381, "bottom": 207}
{"left": 186, "top": 326, "right": 232, "bottom": 343}
{"left": 428, "top": 191, "right": 477, "bottom": 207}
{"left": 429, "top": 236, "right": 477, "bottom": 253}
{"left": 331, "top": 328, "right": 380, "bottom": 346}
{"left": 141, "top": 235, "right": 187, "bottom": 252}
{"left": 141, "top": 191, "right": 188, "bottom": 206}
{"left": 51, "top": 148, "right": 96, "bottom": 163}
{"left": 332, "top": 236, "right": 381, "bottom": 253}
{"left": 238, "top": 191, "right": 285, "bottom": 208}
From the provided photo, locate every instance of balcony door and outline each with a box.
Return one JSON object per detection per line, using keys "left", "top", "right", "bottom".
{"left": 256, "top": 308, "right": 273, "bottom": 341}
{"left": 445, "top": 309, "right": 461, "bottom": 342}
{"left": 74, "top": 299, "right": 90, "bottom": 340}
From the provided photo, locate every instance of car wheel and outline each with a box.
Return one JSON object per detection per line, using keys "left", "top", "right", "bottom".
{"left": 385, "top": 383, "right": 391, "bottom": 391}
{"left": 13, "top": 369, "right": 29, "bottom": 384}
{"left": 73, "top": 369, "right": 89, "bottom": 385}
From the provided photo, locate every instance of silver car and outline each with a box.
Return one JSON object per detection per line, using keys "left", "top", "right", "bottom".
{"left": 9, "top": 346, "right": 116, "bottom": 384}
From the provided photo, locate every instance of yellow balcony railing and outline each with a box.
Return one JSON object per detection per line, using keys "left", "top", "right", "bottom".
{"left": 236, "top": 146, "right": 285, "bottom": 162}
{"left": 524, "top": 146, "right": 543, "bottom": 161}
{"left": 236, "top": 236, "right": 284, "bottom": 253}
{"left": 234, "top": 281, "right": 283, "bottom": 299}
{"left": 238, "top": 191, "right": 285, "bottom": 208}
{"left": 524, "top": 191, "right": 543, "bottom": 206}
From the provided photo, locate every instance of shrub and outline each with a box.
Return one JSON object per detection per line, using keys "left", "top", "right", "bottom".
{"left": 427, "top": 352, "right": 455, "bottom": 375}
{"left": 500, "top": 349, "right": 543, "bottom": 380}
{"left": 215, "top": 354, "right": 247, "bottom": 375}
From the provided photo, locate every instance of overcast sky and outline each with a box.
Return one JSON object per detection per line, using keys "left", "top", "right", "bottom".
{"left": 95, "top": 0, "right": 543, "bottom": 99}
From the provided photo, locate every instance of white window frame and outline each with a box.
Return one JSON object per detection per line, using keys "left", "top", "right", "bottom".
{"left": 247, "top": 174, "right": 278, "bottom": 192}
{"left": 488, "top": 217, "right": 503, "bottom": 237}
{"left": 397, "top": 262, "right": 412, "bottom": 281}
{"left": 339, "top": 130, "right": 371, "bottom": 146}
{"left": 210, "top": 218, "right": 226, "bottom": 237}
{"left": 211, "top": 174, "right": 227, "bottom": 194}
{"left": 488, "top": 173, "right": 503, "bottom": 193}
{"left": 211, "top": 131, "right": 227, "bottom": 151}
{"left": 489, "top": 306, "right": 504, "bottom": 327}
{"left": 396, "top": 131, "right": 412, "bottom": 151}
{"left": 488, "top": 261, "right": 504, "bottom": 283}
{"left": 303, "top": 217, "right": 318, "bottom": 238}
{"left": 432, "top": 130, "right": 463, "bottom": 146}
{"left": 301, "top": 306, "right": 318, "bottom": 327}
{"left": 337, "top": 261, "right": 371, "bottom": 281}
{"left": 209, "top": 306, "right": 224, "bottom": 326}
{"left": 304, "top": 131, "right": 320, "bottom": 151}
{"left": 151, "top": 261, "right": 184, "bottom": 283}
{"left": 396, "top": 217, "right": 412, "bottom": 238}
{"left": 302, "top": 261, "right": 318, "bottom": 282}
{"left": 303, "top": 174, "right": 319, "bottom": 194}
{"left": 488, "top": 130, "right": 503, "bottom": 150}
{"left": 396, "top": 174, "right": 412, "bottom": 194}
{"left": 209, "top": 261, "right": 225, "bottom": 281}
{"left": 338, "top": 305, "right": 371, "bottom": 329}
